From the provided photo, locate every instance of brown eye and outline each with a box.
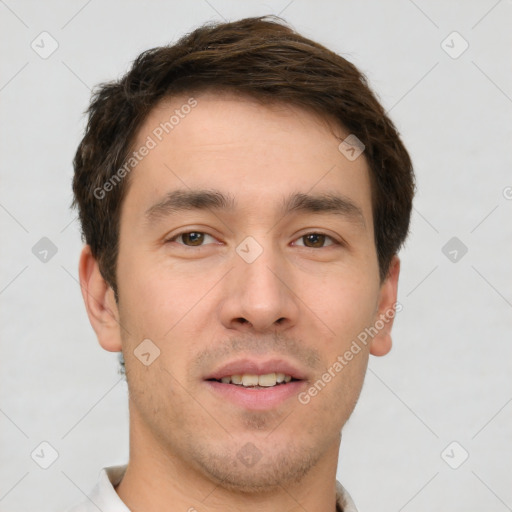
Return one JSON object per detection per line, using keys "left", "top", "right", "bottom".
{"left": 170, "top": 231, "right": 213, "bottom": 246}
{"left": 298, "top": 233, "right": 334, "bottom": 248}
{"left": 304, "top": 233, "right": 324, "bottom": 248}
{"left": 181, "top": 232, "right": 204, "bottom": 246}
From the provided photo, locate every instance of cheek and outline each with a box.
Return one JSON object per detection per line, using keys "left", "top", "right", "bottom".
{"left": 116, "top": 258, "right": 218, "bottom": 384}
{"left": 305, "top": 272, "right": 379, "bottom": 344}
{"left": 117, "top": 255, "right": 206, "bottom": 334}
{"left": 299, "top": 327, "right": 370, "bottom": 430}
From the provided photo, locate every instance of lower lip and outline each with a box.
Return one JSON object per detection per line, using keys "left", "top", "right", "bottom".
{"left": 204, "top": 380, "right": 306, "bottom": 410}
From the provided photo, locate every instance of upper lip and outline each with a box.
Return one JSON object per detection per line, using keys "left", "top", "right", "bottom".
{"left": 205, "top": 358, "right": 307, "bottom": 381}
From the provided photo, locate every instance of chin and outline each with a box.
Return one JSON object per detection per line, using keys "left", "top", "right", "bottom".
{"left": 189, "top": 439, "right": 319, "bottom": 494}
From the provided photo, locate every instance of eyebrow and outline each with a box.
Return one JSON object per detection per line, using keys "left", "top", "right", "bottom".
{"left": 283, "top": 191, "right": 366, "bottom": 227}
{"left": 144, "top": 189, "right": 366, "bottom": 227}
{"left": 145, "top": 189, "right": 236, "bottom": 221}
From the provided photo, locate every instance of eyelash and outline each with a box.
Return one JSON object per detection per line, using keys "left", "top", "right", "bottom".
{"left": 165, "top": 231, "right": 341, "bottom": 249}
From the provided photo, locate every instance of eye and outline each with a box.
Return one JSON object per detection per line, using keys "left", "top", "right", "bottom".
{"left": 166, "top": 231, "right": 339, "bottom": 249}
{"left": 293, "top": 233, "right": 338, "bottom": 248}
{"left": 167, "top": 231, "right": 217, "bottom": 246}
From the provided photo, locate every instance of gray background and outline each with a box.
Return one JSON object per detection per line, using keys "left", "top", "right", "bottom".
{"left": 1, "top": 0, "right": 511, "bottom": 511}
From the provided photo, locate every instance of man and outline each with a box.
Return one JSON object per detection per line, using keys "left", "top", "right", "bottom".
{"left": 68, "top": 15, "right": 414, "bottom": 512}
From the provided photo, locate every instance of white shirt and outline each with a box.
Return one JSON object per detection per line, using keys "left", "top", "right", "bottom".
{"left": 65, "top": 464, "right": 358, "bottom": 512}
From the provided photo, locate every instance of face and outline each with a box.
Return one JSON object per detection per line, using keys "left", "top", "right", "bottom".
{"left": 83, "top": 91, "right": 399, "bottom": 492}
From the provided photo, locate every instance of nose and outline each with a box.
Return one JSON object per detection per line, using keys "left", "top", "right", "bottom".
{"left": 219, "top": 243, "right": 300, "bottom": 333}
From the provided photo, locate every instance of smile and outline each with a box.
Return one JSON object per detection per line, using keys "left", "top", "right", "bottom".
{"left": 204, "top": 359, "right": 308, "bottom": 410}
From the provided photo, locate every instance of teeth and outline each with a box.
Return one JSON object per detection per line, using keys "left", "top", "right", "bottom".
{"left": 217, "top": 373, "right": 294, "bottom": 387}
{"left": 242, "top": 374, "right": 259, "bottom": 386}
{"left": 258, "top": 373, "right": 277, "bottom": 387}
{"left": 231, "top": 375, "right": 242, "bottom": 385}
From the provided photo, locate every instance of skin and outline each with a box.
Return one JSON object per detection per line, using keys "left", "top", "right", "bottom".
{"left": 79, "top": 91, "right": 400, "bottom": 512}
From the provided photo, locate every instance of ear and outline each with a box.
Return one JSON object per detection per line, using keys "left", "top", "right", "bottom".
{"left": 78, "top": 245, "right": 122, "bottom": 352}
{"left": 369, "top": 255, "right": 401, "bottom": 357}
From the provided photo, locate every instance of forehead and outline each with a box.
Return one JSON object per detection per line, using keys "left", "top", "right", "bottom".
{"left": 122, "top": 91, "right": 373, "bottom": 226}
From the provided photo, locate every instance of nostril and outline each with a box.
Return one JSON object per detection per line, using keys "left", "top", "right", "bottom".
{"left": 236, "top": 318, "right": 285, "bottom": 328}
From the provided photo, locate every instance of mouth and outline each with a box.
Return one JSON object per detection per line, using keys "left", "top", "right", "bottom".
{"left": 203, "top": 359, "right": 307, "bottom": 410}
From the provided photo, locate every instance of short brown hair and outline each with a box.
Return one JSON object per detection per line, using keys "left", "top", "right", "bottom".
{"left": 73, "top": 15, "right": 414, "bottom": 296}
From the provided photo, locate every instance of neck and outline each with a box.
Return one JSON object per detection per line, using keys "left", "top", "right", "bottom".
{"left": 115, "top": 401, "right": 341, "bottom": 511}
